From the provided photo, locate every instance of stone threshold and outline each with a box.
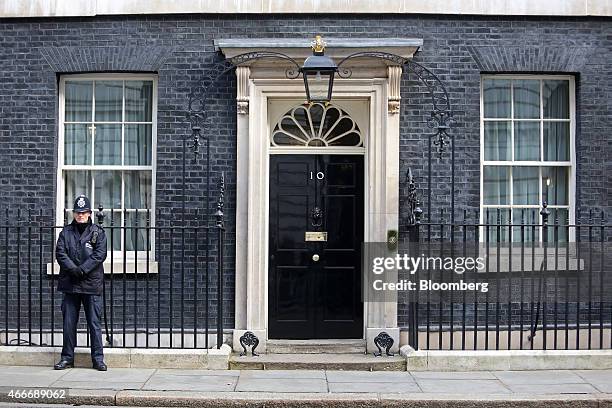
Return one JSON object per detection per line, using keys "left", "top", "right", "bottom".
{"left": 0, "top": 345, "right": 231, "bottom": 369}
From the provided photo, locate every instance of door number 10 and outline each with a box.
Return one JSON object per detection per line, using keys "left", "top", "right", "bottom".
{"left": 310, "top": 171, "right": 325, "bottom": 180}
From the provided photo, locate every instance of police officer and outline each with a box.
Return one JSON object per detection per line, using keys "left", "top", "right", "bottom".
{"left": 54, "top": 195, "right": 108, "bottom": 371}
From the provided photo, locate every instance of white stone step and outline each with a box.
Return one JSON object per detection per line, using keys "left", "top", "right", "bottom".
{"left": 230, "top": 352, "right": 406, "bottom": 371}
{"left": 266, "top": 339, "right": 366, "bottom": 354}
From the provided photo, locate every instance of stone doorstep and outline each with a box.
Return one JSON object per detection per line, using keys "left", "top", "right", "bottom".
{"left": 266, "top": 339, "right": 367, "bottom": 354}
{"left": 401, "top": 346, "right": 612, "bottom": 371}
{"left": 0, "top": 344, "right": 231, "bottom": 369}
{"left": 229, "top": 353, "right": 407, "bottom": 371}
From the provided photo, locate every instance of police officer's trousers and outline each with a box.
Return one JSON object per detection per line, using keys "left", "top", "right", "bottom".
{"left": 60, "top": 293, "right": 104, "bottom": 364}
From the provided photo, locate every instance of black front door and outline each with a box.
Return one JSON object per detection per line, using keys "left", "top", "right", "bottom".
{"left": 269, "top": 154, "right": 364, "bottom": 339}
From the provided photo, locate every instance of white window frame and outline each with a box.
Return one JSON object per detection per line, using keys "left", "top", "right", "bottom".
{"left": 56, "top": 73, "right": 158, "bottom": 260}
{"left": 479, "top": 74, "right": 576, "bottom": 243}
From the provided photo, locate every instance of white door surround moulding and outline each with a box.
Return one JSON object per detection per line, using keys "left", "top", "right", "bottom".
{"left": 232, "top": 73, "right": 404, "bottom": 354}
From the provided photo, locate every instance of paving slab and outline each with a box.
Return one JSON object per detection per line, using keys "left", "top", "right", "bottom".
{"left": 328, "top": 381, "right": 421, "bottom": 393}
{"left": 158, "top": 368, "right": 240, "bottom": 377}
{"left": 326, "top": 370, "right": 416, "bottom": 383}
{"left": 57, "top": 367, "right": 155, "bottom": 383}
{"left": 239, "top": 369, "right": 326, "bottom": 379}
{"left": 49, "top": 380, "right": 143, "bottom": 390}
{"left": 235, "top": 377, "right": 328, "bottom": 393}
{"left": 575, "top": 370, "right": 612, "bottom": 393}
{"left": 416, "top": 379, "right": 512, "bottom": 394}
{"left": 493, "top": 369, "right": 586, "bottom": 384}
{"left": 143, "top": 373, "right": 237, "bottom": 392}
{"left": 410, "top": 370, "right": 496, "bottom": 380}
{"left": 0, "top": 371, "right": 69, "bottom": 388}
{"left": 504, "top": 383, "right": 600, "bottom": 394}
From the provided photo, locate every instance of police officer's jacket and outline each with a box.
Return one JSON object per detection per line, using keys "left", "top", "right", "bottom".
{"left": 56, "top": 219, "right": 108, "bottom": 295}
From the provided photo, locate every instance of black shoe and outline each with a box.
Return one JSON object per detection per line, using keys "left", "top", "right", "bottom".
{"left": 53, "top": 359, "right": 73, "bottom": 370}
{"left": 93, "top": 361, "right": 107, "bottom": 371}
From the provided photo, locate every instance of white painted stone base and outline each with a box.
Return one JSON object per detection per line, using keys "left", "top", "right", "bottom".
{"left": 366, "top": 328, "right": 400, "bottom": 354}
{"left": 0, "top": 345, "right": 231, "bottom": 369}
{"left": 232, "top": 329, "right": 267, "bottom": 354}
{"left": 401, "top": 345, "right": 612, "bottom": 371}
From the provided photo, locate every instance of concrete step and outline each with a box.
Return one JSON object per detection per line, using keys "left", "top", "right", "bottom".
{"left": 266, "top": 339, "right": 366, "bottom": 354}
{"left": 229, "top": 352, "right": 406, "bottom": 371}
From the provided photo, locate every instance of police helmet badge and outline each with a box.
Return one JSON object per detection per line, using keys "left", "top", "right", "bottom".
{"left": 77, "top": 197, "right": 86, "bottom": 208}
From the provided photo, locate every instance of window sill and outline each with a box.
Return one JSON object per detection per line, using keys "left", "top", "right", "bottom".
{"left": 46, "top": 261, "right": 159, "bottom": 275}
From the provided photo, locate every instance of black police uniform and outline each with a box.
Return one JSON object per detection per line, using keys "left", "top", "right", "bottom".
{"left": 55, "top": 195, "right": 108, "bottom": 369}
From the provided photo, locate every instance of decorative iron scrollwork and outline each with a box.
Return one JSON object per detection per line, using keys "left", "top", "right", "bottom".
{"left": 239, "top": 331, "right": 259, "bottom": 356}
{"left": 215, "top": 172, "right": 225, "bottom": 229}
{"left": 311, "top": 206, "right": 323, "bottom": 227}
{"left": 373, "top": 331, "right": 394, "bottom": 357}
{"left": 405, "top": 167, "right": 422, "bottom": 227}
{"left": 337, "top": 51, "right": 454, "bottom": 159}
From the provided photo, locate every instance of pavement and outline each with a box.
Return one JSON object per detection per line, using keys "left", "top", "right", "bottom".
{"left": 0, "top": 365, "right": 612, "bottom": 407}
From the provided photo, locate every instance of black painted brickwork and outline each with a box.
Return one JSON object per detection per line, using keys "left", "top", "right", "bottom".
{"left": 0, "top": 14, "right": 611, "bottom": 334}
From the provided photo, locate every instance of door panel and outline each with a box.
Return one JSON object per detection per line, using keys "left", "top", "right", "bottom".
{"left": 269, "top": 154, "right": 364, "bottom": 339}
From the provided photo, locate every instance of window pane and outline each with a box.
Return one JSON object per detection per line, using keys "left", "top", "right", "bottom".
{"left": 512, "top": 208, "right": 540, "bottom": 242}
{"left": 484, "top": 208, "right": 510, "bottom": 243}
{"left": 125, "top": 81, "right": 153, "bottom": 122}
{"left": 542, "top": 166, "right": 569, "bottom": 205}
{"left": 93, "top": 170, "right": 121, "bottom": 209}
{"left": 546, "top": 208, "right": 569, "bottom": 242}
{"left": 125, "top": 211, "right": 149, "bottom": 251}
{"left": 125, "top": 171, "right": 152, "bottom": 209}
{"left": 483, "top": 79, "right": 510, "bottom": 118}
{"left": 514, "top": 121, "right": 540, "bottom": 161}
{"left": 64, "top": 124, "right": 91, "bottom": 165}
{"left": 543, "top": 80, "right": 569, "bottom": 119}
{"left": 94, "top": 124, "right": 121, "bottom": 165}
{"left": 125, "top": 124, "right": 152, "bottom": 165}
{"left": 103, "top": 210, "right": 122, "bottom": 251}
{"left": 64, "top": 170, "right": 91, "bottom": 210}
{"left": 94, "top": 81, "right": 122, "bottom": 122}
{"left": 513, "top": 166, "right": 539, "bottom": 205}
{"left": 65, "top": 81, "right": 92, "bottom": 122}
{"left": 544, "top": 122, "right": 570, "bottom": 161}
{"left": 484, "top": 121, "right": 511, "bottom": 161}
{"left": 483, "top": 166, "right": 510, "bottom": 205}
{"left": 513, "top": 80, "right": 540, "bottom": 119}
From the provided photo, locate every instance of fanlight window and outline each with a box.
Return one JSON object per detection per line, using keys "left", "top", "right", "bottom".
{"left": 271, "top": 103, "right": 363, "bottom": 147}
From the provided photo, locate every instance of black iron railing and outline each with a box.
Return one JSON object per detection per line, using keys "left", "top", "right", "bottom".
{"left": 401, "top": 205, "right": 612, "bottom": 351}
{"left": 0, "top": 205, "right": 226, "bottom": 349}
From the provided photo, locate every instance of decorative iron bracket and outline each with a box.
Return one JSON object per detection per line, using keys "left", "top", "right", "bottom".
{"left": 373, "top": 331, "right": 395, "bottom": 357}
{"left": 239, "top": 331, "right": 260, "bottom": 356}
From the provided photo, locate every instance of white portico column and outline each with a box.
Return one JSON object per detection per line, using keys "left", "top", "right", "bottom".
{"left": 364, "top": 65, "right": 402, "bottom": 354}
{"left": 232, "top": 66, "right": 265, "bottom": 350}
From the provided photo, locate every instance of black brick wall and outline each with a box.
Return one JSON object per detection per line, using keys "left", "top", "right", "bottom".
{"left": 0, "top": 14, "right": 610, "bottom": 337}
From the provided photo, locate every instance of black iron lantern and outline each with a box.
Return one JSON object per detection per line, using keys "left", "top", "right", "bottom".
{"left": 301, "top": 35, "right": 337, "bottom": 103}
